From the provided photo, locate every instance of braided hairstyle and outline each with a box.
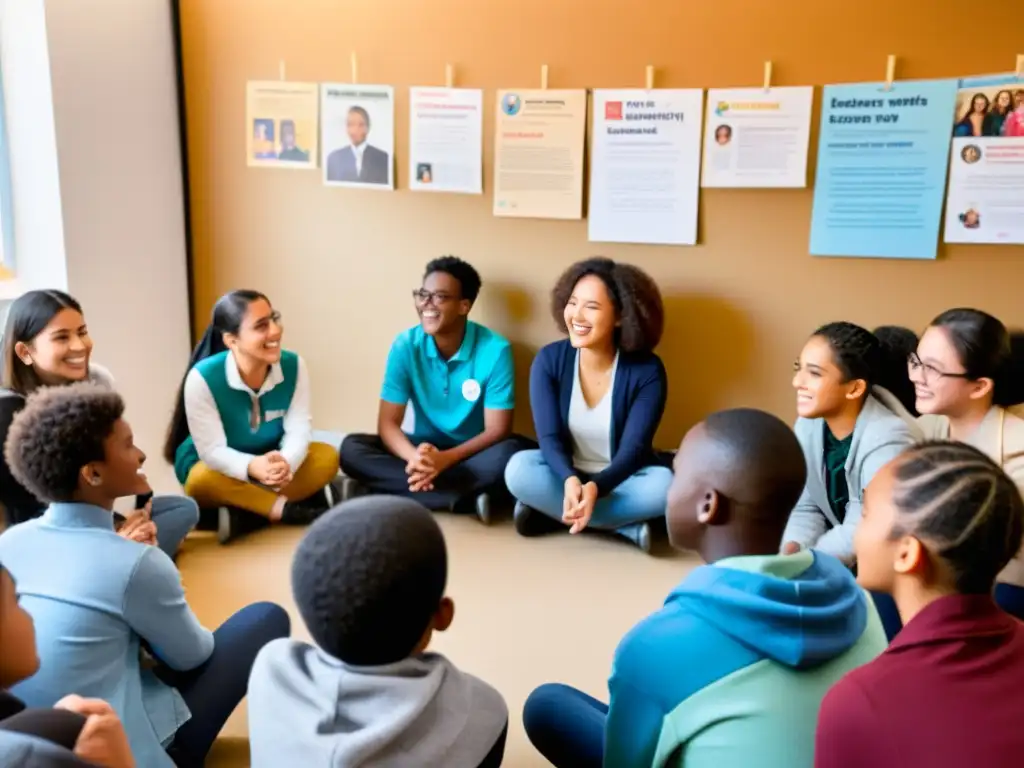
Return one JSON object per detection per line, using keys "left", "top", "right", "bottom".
{"left": 813, "top": 321, "right": 917, "bottom": 413}
{"left": 890, "top": 441, "right": 1024, "bottom": 594}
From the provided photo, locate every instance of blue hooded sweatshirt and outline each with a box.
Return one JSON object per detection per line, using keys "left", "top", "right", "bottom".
{"left": 605, "top": 550, "right": 886, "bottom": 768}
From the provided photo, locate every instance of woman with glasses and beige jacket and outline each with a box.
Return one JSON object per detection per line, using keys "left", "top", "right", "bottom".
{"left": 910, "top": 308, "right": 1024, "bottom": 621}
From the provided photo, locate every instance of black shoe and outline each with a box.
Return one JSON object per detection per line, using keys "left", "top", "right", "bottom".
{"left": 217, "top": 506, "right": 244, "bottom": 545}
{"left": 617, "top": 522, "right": 653, "bottom": 553}
{"left": 340, "top": 477, "right": 360, "bottom": 502}
{"left": 513, "top": 501, "right": 563, "bottom": 537}
{"left": 280, "top": 498, "right": 329, "bottom": 526}
{"left": 475, "top": 493, "right": 491, "bottom": 525}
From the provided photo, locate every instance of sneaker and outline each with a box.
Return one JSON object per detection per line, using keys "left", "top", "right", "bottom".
{"left": 474, "top": 493, "right": 491, "bottom": 525}
{"left": 617, "top": 522, "right": 653, "bottom": 554}
{"left": 340, "top": 477, "right": 360, "bottom": 502}
{"left": 280, "top": 498, "right": 329, "bottom": 526}
{"left": 217, "top": 506, "right": 235, "bottom": 545}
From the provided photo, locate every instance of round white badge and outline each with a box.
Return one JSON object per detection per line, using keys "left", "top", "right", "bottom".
{"left": 462, "top": 378, "right": 481, "bottom": 403}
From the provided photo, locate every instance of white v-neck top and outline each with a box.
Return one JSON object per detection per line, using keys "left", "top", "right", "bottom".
{"left": 568, "top": 350, "right": 618, "bottom": 473}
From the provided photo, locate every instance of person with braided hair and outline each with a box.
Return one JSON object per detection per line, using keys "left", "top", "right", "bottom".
{"left": 911, "top": 308, "right": 1024, "bottom": 620}
{"left": 815, "top": 441, "right": 1024, "bottom": 768}
{"left": 783, "top": 322, "right": 923, "bottom": 563}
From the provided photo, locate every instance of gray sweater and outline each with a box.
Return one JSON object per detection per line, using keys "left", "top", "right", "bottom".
{"left": 247, "top": 640, "right": 507, "bottom": 767}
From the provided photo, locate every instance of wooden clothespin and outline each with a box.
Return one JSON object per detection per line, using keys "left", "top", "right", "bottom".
{"left": 884, "top": 54, "right": 896, "bottom": 91}
{"left": 445, "top": 64, "right": 454, "bottom": 89}
{"left": 540, "top": 64, "right": 549, "bottom": 90}
{"left": 278, "top": 60, "right": 286, "bottom": 81}
{"left": 763, "top": 61, "right": 773, "bottom": 92}
{"left": 351, "top": 52, "right": 358, "bottom": 84}
{"left": 1016, "top": 54, "right": 1024, "bottom": 79}
{"left": 645, "top": 65, "right": 655, "bottom": 90}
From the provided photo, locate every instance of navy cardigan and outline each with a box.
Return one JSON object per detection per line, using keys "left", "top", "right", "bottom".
{"left": 530, "top": 338, "right": 668, "bottom": 496}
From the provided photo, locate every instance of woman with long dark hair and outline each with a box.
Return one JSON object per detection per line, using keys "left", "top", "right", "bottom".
{"left": 164, "top": 290, "right": 338, "bottom": 544}
{"left": 953, "top": 92, "right": 989, "bottom": 137}
{"left": 0, "top": 290, "right": 197, "bottom": 556}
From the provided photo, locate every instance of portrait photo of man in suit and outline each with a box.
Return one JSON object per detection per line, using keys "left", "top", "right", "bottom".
{"left": 326, "top": 106, "right": 391, "bottom": 185}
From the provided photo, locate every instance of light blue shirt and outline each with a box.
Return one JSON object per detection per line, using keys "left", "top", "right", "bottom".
{"left": 381, "top": 321, "right": 514, "bottom": 449}
{"left": 0, "top": 503, "right": 214, "bottom": 767}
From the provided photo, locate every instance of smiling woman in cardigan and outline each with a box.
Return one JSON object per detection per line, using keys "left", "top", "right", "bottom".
{"left": 504, "top": 258, "right": 671, "bottom": 553}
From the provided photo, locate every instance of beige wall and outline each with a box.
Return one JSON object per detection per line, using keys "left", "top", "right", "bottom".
{"left": 179, "top": 0, "right": 1024, "bottom": 449}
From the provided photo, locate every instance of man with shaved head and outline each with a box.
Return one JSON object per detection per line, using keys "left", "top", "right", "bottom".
{"left": 522, "top": 408, "right": 886, "bottom": 768}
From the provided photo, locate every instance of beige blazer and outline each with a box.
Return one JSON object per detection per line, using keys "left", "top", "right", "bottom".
{"left": 919, "top": 407, "right": 1024, "bottom": 587}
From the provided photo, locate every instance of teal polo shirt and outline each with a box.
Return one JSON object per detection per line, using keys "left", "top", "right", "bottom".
{"left": 381, "top": 321, "right": 514, "bottom": 449}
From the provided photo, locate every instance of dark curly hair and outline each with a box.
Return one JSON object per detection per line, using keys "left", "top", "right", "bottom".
{"left": 424, "top": 256, "right": 481, "bottom": 304}
{"left": 4, "top": 382, "right": 124, "bottom": 503}
{"left": 551, "top": 258, "right": 664, "bottom": 353}
{"left": 891, "top": 441, "right": 1024, "bottom": 594}
{"left": 812, "top": 321, "right": 916, "bottom": 413}
{"left": 291, "top": 496, "right": 447, "bottom": 666}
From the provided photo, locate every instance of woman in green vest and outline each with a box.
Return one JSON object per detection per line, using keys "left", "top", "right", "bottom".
{"left": 164, "top": 290, "right": 339, "bottom": 543}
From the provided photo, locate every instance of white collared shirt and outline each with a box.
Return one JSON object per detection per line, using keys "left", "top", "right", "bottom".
{"left": 183, "top": 352, "right": 312, "bottom": 482}
{"left": 352, "top": 142, "right": 366, "bottom": 177}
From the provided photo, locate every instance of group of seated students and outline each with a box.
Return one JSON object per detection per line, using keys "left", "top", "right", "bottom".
{"left": 0, "top": 255, "right": 1021, "bottom": 765}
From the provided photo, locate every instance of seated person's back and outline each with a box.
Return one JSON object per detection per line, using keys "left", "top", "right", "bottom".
{"left": 816, "top": 441, "right": 1024, "bottom": 768}
{"left": 248, "top": 496, "right": 508, "bottom": 767}
{"left": 523, "top": 408, "right": 887, "bottom": 768}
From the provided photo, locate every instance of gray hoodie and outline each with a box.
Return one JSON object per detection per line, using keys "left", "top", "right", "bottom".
{"left": 247, "top": 639, "right": 507, "bottom": 767}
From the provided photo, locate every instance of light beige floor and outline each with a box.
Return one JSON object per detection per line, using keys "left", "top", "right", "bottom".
{"left": 179, "top": 515, "right": 699, "bottom": 767}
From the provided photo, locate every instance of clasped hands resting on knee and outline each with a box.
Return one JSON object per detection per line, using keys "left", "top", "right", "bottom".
{"left": 406, "top": 443, "right": 456, "bottom": 492}
{"left": 563, "top": 476, "right": 598, "bottom": 534}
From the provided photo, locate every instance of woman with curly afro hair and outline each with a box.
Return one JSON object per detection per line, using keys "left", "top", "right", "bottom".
{"left": 504, "top": 258, "right": 671, "bottom": 553}
{"left": 0, "top": 382, "right": 289, "bottom": 767}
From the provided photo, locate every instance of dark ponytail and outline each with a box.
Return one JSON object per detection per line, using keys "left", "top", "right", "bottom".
{"left": 812, "top": 321, "right": 918, "bottom": 415}
{"left": 929, "top": 308, "right": 1024, "bottom": 408}
{"left": 162, "top": 290, "right": 269, "bottom": 463}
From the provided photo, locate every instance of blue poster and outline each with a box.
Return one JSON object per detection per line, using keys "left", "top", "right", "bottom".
{"left": 809, "top": 78, "right": 958, "bottom": 259}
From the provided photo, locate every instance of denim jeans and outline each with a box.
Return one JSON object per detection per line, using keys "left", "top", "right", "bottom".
{"left": 504, "top": 450, "right": 671, "bottom": 530}
{"left": 522, "top": 683, "right": 605, "bottom": 768}
{"left": 160, "top": 602, "right": 291, "bottom": 767}
{"left": 872, "top": 583, "right": 1024, "bottom": 643}
{"left": 151, "top": 495, "right": 200, "bottom": 558}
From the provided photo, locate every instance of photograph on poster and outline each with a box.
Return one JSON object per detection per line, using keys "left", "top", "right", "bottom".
{"left": 321, "top": 84, "right": 395, "bottom": 189}
{"left": 245, "top": 81, "right": 319, "bottom": 169}
{"left": 943, "top": 74, "right": 1024, "bottom": 245}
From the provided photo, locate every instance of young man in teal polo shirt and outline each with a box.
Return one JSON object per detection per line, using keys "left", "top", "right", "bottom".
{"left": 340, "top": 256, "right": 532, "bottom": 523}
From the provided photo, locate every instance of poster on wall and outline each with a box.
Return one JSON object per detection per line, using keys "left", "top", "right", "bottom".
{"left": 809, "top": 78, "right": 958, "bottom": 260}
{"left": 408, "top": 87, "right": 483, "bottom": 194}
{"left": 701, "top": 86, "right": 814, "bottom": 188}
{"left": 588, "top": 89, "right": 704, "bottom": 245}
{"left": 943, "top": 74, "right": 1024, "bottom": 245}
{"left": 492, "top": 89, "right": 587, "bottom": 219}
{"left": 245, "top": 81, "right": 319, "bottom": 169}
{"left": 321, "top": 83, "right": 395, "bottom": 190}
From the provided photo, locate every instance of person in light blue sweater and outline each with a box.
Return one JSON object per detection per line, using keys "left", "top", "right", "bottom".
{"left": 248, "top": 496, "right": 508, "bottom": 768}
{"left": 523, "top": 408, "right": 886, "bottom": 768}
{"left": 0, "top": 382, "right": 290, "bottom": 767}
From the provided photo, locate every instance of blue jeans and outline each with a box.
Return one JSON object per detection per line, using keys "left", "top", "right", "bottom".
{"left": 504, "top": 450, "right": 671, "bottom": 530}
{"left": 523, "top": 683, "right": 605, "bottom": 768}
{"left": 151, "top": 495, "right": 200, "bottom": 558}
{"left": 160, "top": 602, "right": 291, "bottom": 766}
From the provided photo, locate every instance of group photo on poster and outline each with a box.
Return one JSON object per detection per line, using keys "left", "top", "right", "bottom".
{"left": 245, "top": 81, "right": 320, "bottom": 169}
{"left": 321, "top": 84, "right": 395, "bottom": 189}
{"left": 943, "top": 74, "right": 1024, "bottom": 245}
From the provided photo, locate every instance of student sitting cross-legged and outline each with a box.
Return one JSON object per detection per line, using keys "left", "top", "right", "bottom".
{"left": 0, "top": 289, "right": 198, "bottom": 557}
{"left": 340, "top": 256, "right": 532, "bottom": 523}
{"left": 248, "top": 496, "right": 508, "bottom": 768}
{"left": 815, "top": 441, "right": 1024, "bottom": 768}
{"left": 0, "top": 382, "right": 290, "bottom": 767}
{"left": 504, "top": 258, "right": 672, "bottom": 553}
{"left": 523, "top": 408, "right": 886, "bottom": 768}
{"left": 164, "top": 289, "right": 340, "bottom": 544}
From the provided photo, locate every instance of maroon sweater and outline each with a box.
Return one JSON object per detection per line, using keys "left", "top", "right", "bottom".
{"left": 815, "top": 594, "right": 1024, "bottom": 768}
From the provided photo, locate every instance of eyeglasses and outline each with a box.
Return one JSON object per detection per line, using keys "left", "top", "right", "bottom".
{"left": 907, "top": 353, "right": 971, "bottom": 384}
{"left": 412, "top": 289, "right": 458, "bottom": 305}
